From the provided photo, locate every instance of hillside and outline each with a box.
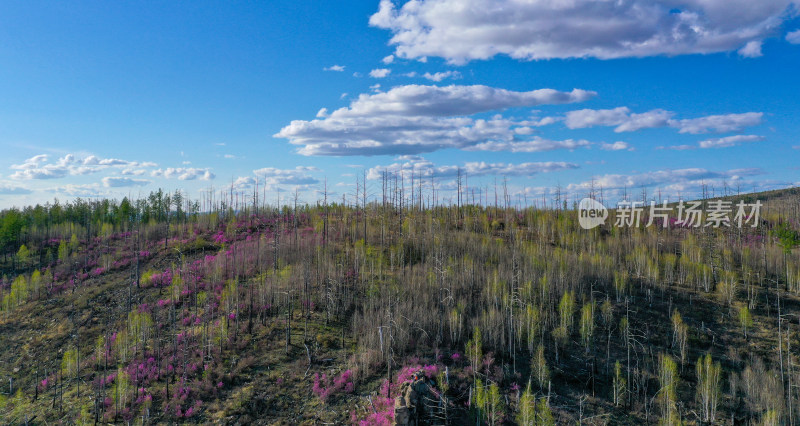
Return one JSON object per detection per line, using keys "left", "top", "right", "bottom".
{"left": 1, "top": 187, "right": 799, "bottom": 425}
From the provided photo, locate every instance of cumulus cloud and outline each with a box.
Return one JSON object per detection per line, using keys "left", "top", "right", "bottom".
{"left": 151, "top": 168, "right": 215, "bottom": 181}
{"left": 564, "top": 108, "right": 762, "bottom": 134}
{"left": 421, "top": 71, "right": 461, "bottom": 81}
{"left": 568, "top": 167, "right": 764, "bottom": 194}
{"left": 657, "top": 144, "right": 697, "bottom": 151}
{"left": 366, "top": 157, "right": 578, "bottom": 180}
{"left": 600, "top": 141, "right": 633, "bottom": 151}
{"left": 324, "top": 65, "right": 345, "bottom": 71}
{"left": 369, "top": 0, "right": 798, "bottom": 63}
{"left": 698, "top": 134, "right": 764, "bottom": 148}
{"left": 566, "top": 107, "right": 673, "bottom": 132}
{"left": 738, "top": 40, "right": 763, "bottom": 57}
{"left": 51, "top": 184, "right": 104, "bottom": 197}
{"left": 672, "top": 112, "right": 763, "bottom": 134}
{"left": 121, "top": 168, "right": 147, "bottom": 176}
{"left": 102, "top": 177, "right": 151, "bottom": 187}
{"left": 254, "top": 166, "right": 320, "bottom": 185}
{"left": 370, "top": 68, "right": 392, "bottom": 78}
{"left": 0, "top": 183, "right": 32, "bottom": 195}
{"left": 232, "top": 167, "right": 321, "bottom": 192}
{"left": 10, "top": 154, "right": 159, "bottom": 180}
{"left": 788, "top": 30, "right": 800, "bottom": 43}
{"left": 467, "top": 136, "right": 592, "bottom": 153}
{"left": 274, "top": 84, "right": 595, "bottom": 156}
{"left": 382, "top": 55, "right": 395, "bottom": 64}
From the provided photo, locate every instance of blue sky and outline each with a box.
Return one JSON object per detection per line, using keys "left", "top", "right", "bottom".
{"left": 1, "top": 0, "right": 799, "bottom": 208}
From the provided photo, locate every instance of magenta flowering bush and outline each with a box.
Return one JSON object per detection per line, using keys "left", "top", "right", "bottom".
{"left": 312, "top": 369, "right": 356, "bottom": 402}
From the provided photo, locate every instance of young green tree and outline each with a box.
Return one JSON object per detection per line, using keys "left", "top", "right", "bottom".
{"left": 517, "top": 382, "right": 537, "bottom": 426}
{"left": 671, "top": 310, "right": 688, "bottom": 368}
{"left": 696, "top": 353, "right": 722, "bottom": 423}
{"left": 15, "top": 244, "right": 30, "bottom": 269}
{"left": 466, "top": 327, "right": 483, "bottom": 379}
{"left": 657, "top": 353, "right": 680, "bottom": 425}
{"left": 580, "top": 301, "right": 595, "bottom": 351}
{"left": 536, "top": 397, "right": 555, "bottom": 425}
{"left": 738, "top": 304, "right": 753, "bottom": 339}
{"left": 487, "top": 382, "right": 505, "bottom": 426}
{"left": 613, "top": 360, "right": 627, "bottom": 407}
{"left": 531, "top": 344, "right": 550, "bottom": 390}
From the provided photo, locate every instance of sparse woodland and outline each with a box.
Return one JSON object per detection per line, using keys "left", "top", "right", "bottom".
{"left": 0, "top": 184, "right": 799, "bottom": 425}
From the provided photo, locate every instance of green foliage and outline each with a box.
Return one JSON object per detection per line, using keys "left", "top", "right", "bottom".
{"left": 579, "top": 301, "right": 595, "bottom": 349}
{"left": 127, "top": 310, "right": 153, "bottom": 353}
{"left": 671, "top": 310, "right": 688, "bottom": 366}
{"left": 772, "top": 222, "right": 799, "bottom": 254}
{"left": 57, "top": 240, "right": 69, "bottom": 263}
{"left": 657, "top": 353, "right": 680, "bottom": 424}
{"left": 614, "top": 271, "right": 628, "bottom": 302}
{"left": 15, "top": 244, "right": 30, "bottom": 267}
{"left": 466, "top": 327, "right": 483, "bottom": 378}
{"left": 113, "top": 367, "right": 132, "bottom": 410}
{"left": 473, "top": 378, "right": 487, "bottom": 422}
{"left": 696, "top": 353, "right": 721, "bottom": 423}
{"left": 613, "top": 360, "right": 626, "bottom": 407}
{"left": 536, "top": 397, "right": 554, "bottom": 426}
{"left": 487, "top": 382, "right": 504, "bottom": 425}
{"left": 738, "top": 304, "right": 753, "bottom": 338}
{"left": 531, "top": 344, "right": 549, "bottom": 390}
{"left": 517, "top": 382, "right": 536, "bottom": 425}
{"left": 62, "top": 346, "right": 79, "bottom": 379}
{"left": 558, "top": 290, "right": 575, "bottom": 332}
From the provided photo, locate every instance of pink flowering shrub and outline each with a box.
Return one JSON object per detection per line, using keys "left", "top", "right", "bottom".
{"left": 312, "top": 369, "right": 355, "bottom": 402}
{"left": 352, "top": 363, "right": 442, "bottom": 425}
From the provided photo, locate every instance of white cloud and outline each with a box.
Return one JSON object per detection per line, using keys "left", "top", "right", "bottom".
{"left": 672, "top": 112, "right": 763, "bottom": 134}
{"left": 253, "top": 166, "right": 320, "bottom": 185}
{"left": 382, "top": 55, "right": 395, "bottom": 64}
{"left": 738, "top": 41, "right": 763, "bottom": 57}
{"left": 275, "top": 84, "right": 595, "bottom": 156}
{"left": 565, "top": 107, "right": 632, "bottom": 129}
{"left": 370, "top": 0, "right": 797, "bottom": 63}
{"left": 565, "top": 107, "right": 673, "bottom": 132}
{"left": 788, "top": 30, "right": 800, "bottom": 44}
{"left": 151, "top": 167, "right": 215, "bottom": 181}
{"left": 52, "top": 183, "right": 103, "bottom": 197}
{"left": 568, "top": 167, "right": 764, "bottom": 193}
{"left": 600, "top": 141, "right": 633, "bottom": 151}
{"left": 0, "top": 183, "right": 32, "bottom": 195}
{"left": 324, "top": 65, "right": 346, "bottom": 71}
{"left": 10, "top": 167, "right": 68, "bottom": 180}
{"left": 322, "top": 84, "right": 594, "bottom": 118}
{"left": 657, "top": 144, "right": 697, "bottom": 151}
{"left": 421, "top": 71, "right": 461, "bottom": 81}
{"left": 102, "top": 177, "right": 150, "bottom": 187}
{"left": 366, "top": 157, "right": 578, "bottom": 180}
{"left": 10, "top": 155, "right": 49, "bottom": 171}
{"left": 698, "top": 134, "right": 764, "bottom": 148}
{"left": 10, "top": 154, "right": 159, "bottom": 180}
{"left": 121, "top": 168, "right": 147, "bottom": 176}
{"left": 564, "top": 108, "right": 762, "bottom": 134}
{"left": 467, "top": 137, "right": 592, "bottom": 153}
{"left": 369, "top": 68, "right": 392, "bottom": 78}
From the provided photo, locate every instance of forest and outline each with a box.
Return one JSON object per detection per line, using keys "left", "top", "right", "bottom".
{"left": 0, "top": 184, "right": 799, "bottom": 425}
